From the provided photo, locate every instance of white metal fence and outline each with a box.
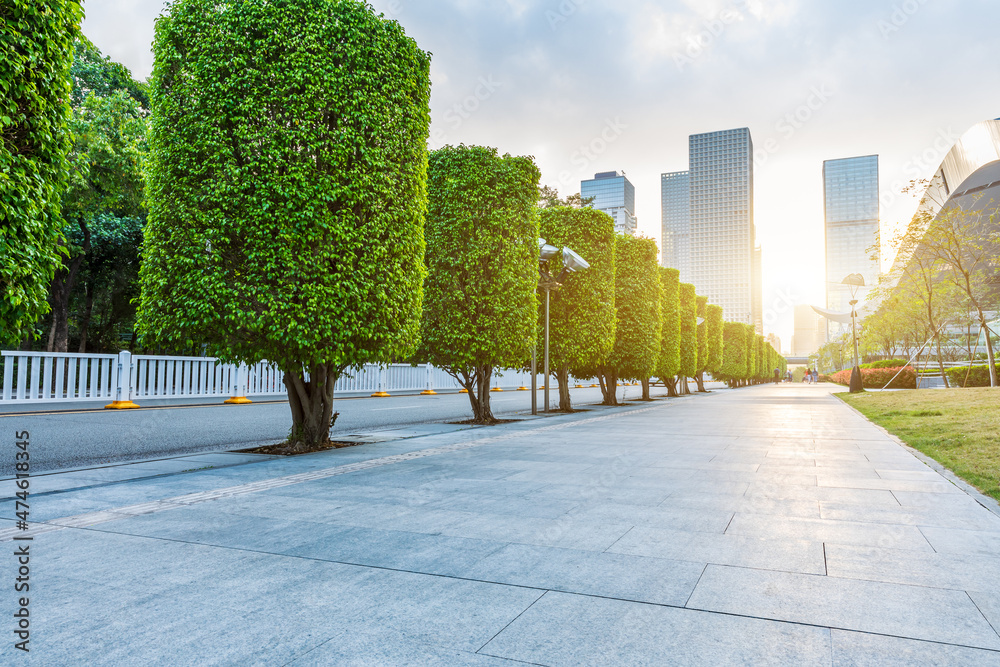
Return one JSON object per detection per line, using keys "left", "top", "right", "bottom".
{"left": 0, "top": 351, "right": 587, "bottom": 408}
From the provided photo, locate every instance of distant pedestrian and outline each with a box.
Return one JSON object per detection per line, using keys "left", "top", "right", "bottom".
{"left": 803, "top": 369, "right": 811, "bottom": 383}
{"left": 774, "top": 368, "right": 780, "bottom": 384}
{"left": 812, "top": 369, "right": 819, "bottom": 383}
{"left": 786, "top": 370, "right": 793, "bottom": 382}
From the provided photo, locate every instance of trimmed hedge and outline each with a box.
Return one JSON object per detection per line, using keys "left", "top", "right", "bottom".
{"left": 945, "top": 364, "right": 1000, "bottom": 388}
{"left": 831, "top": 366, "right": 916, "bottom": 389}
{"left": 862, "top": 359, "right": 908, "bottom": 369}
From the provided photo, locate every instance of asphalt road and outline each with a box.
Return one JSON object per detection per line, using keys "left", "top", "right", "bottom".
{"left": 0, "top": 383, "right": 675, "bottom": 475}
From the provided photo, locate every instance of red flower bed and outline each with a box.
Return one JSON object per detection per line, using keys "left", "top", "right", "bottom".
{"left": 830, "top": 366, "right": 916, "bottom": 390}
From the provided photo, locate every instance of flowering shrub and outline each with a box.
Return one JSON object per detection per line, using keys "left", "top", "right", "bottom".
{"left": 831, "top": 366, "right": 916, "bottom": 389}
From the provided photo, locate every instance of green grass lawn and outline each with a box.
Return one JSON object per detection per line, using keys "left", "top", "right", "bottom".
{"left": 838, "top": 388, "right": 1000, "bottom": 503}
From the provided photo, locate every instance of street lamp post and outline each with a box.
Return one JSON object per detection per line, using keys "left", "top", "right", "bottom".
{"left": 532, "top": 240, "right": 590, "bottom": 414}
{"left": 842, "top": 273, "right": 866, "bottom": 394}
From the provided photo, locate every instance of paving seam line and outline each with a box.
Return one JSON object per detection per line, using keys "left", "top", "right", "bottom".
{"left": 0, "top": 403, "right": 670, "bottom": 542}
{"left": 836, "top": 397, "right": 1000, "bottom": 519}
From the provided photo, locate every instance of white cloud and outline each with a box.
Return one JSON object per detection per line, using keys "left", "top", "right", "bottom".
{"left": 80, "top": 0, "right": 1000, "bottom": 345}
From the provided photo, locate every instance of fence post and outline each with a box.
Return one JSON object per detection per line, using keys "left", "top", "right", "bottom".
{"left": 105, "top": 351, "right": 140, "bottom": 409}
{"left": 225, "top": 363, "right": 253, "bottom": 404}
{"left": 421, "top": 364, "right": 437, "bottom": 395}
{"left": 371, "top": 365, "right": 390, "bottom": 397}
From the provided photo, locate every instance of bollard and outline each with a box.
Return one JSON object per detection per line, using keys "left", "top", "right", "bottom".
{"left": 225, "top": 363, "right": 253, "bottom": 404}
{"left": 420, "top": 364, "right": 437, "bottom": 395}
{"left": 371, "top": 366, "right": 390, "bottom": 397}
{"left": 105, "top": 351, "right": 140, "bottom": 409}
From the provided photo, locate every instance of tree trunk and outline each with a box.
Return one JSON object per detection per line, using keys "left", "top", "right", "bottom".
{"left": 681, "top": 376, "right": 691, "bottom": 395}
{"left": 78, "top": 281, "right": 95, "bottom": 353}
{"left": 981, "top": 318, "right": 998, "bottom": 388}
{"left": 556, "top": 367, "right": 572, "bottom": 412}
{"left": 284, "top": 363, "right": 339, "bottom": 452}
{"left": 664, "top": 376, "right": 678, "bottom": 397}
{"left": 933, "top": 331, "right": 949, "bottom": 388}
{"left": 599, "top": 371, "right": 618, "bottom": 406}
{"left": 597, "top": 374, "right": 612, "bottom": 405}
{"left": 641, "top": 378, "right": 651, "bottom": 400}
{"left": 694, "top": 371, "right": 707, "bottom": 392}
{"left": 47, "top": 222, "right": 90, "bottom": 353}
{"left": 459, "top": 366, "right": 496, "bottom": 424}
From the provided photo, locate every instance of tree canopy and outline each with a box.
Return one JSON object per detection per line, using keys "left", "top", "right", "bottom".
{"left": 656, "top": 267, "right": 681, "bottom": 382}
{"left": 678, "top": 282, "right": 698, "bottom": 382}
{"left": 599, "top": 235, "right": 660, "bottom": 404}
{"left": 420, "top": 145, "right": 541, "bottom": 423}
{"left": 1, "top": 0, "right": 82, "bottom": 346}
{"left": 705, "top": 304, "right": 724, "bottom": 373}
{"left": 139, "top": 0, "right": 432, "bottom": 447}
{"left": 42, "top": 41, "right": 150, "bottom": 353}
{"left": 538, "top": 205, "right": 616, "bottom": 411}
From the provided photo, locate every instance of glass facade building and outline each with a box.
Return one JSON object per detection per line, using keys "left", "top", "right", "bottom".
{"left": 688, "top": 128, "right": 760, "bottom": 330}
{"left": 660, "top": 171, "right": 691, "bottom": 281}
{"left": 581, "top": 171, "right": 637, "bottom": 235}
{"left": 823, "top": 155, "right": 880, "bottom": 338}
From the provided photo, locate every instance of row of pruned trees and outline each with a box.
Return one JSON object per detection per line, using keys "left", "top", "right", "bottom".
{"left": 8, "top": 0, "right": 784, "bottom": 450}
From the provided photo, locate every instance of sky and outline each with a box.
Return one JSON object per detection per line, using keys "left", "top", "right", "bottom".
{"left": 81, "top": 0, "right": 1000, "bottom": 351}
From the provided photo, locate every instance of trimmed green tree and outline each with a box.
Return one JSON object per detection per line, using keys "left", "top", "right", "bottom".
{"left": 599, "top": 235, "right": 660, "bottom": 405}
{"left": 754, "top": 334, "right": 766, "bottom": 383}
{"left": 1, "top": 0, "right": 82, "bottom": 346}
{"left": 678, "top": 282, "right": 698, "bottom": 394}
{"left": 47, "top": 40, "right": 149, "bottom": 353}
{"left": 656, "top": 267, "right": 681, "bottom": 397}
{"left": 538, "top": 206, "right": 616, "bottom": 412}
{"left": 138, "top": 0, "right": 432, "bottom": 450}
{"left": 420, "top": 145, "right": 540, "bottom": 423}
{"left": 718, "top": 321, "right": 748, "bottom": 387}
{"left": 743, "top": 324, "right": 757, "bottom": 382}
{"left": 694, "top": 295, "right": 709, "bottom": 392}
{"left": 706, "top": 304, "right": 724, "bottom": 377}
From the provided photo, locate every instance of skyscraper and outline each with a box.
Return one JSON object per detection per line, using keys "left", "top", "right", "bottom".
{"left": 581, "top": 171, "right": 637, "bottom": 235}
{"left": 660, "top": 171, "right": 691, "bottom": 281}
{"left": 824, "top": 155, "right": 880, "bottom": 338}
{"left": 688, "top": 128, "right": 759, "bottom": 330}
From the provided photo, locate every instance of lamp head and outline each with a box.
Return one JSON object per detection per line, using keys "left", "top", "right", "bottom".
{"left": 561, "top": 247, "right": 590, "bottom": 273}
{"left": 841, "top": 273, "right": 865, "bottom": 288}
{"left": 538, "top": 238, "right": 559, "bottom": 263}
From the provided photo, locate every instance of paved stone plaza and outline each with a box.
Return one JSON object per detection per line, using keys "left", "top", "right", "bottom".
{"left": 2, "top": 384, "right": 1000, "bottom": 664}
